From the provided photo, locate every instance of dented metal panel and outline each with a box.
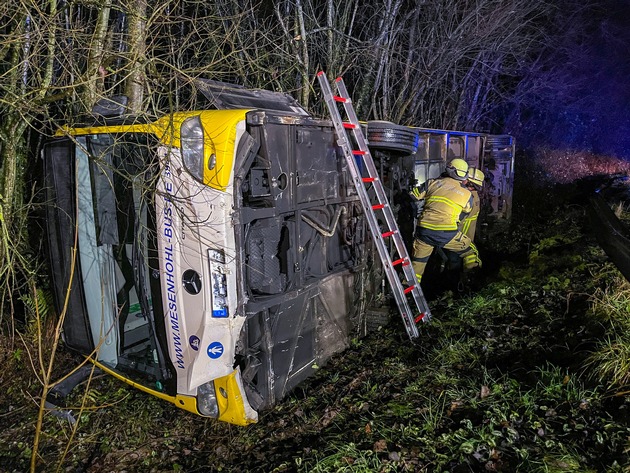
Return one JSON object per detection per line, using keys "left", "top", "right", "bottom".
{"left": 233, "top": 111, "right": 370, "bottom": 409}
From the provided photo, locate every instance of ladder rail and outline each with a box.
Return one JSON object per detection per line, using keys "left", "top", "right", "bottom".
{"left": 334, "top": 78, "right": 431, "bottom": 317}
{"left": 317, "top": 72, "right": 432, "bottom": 341}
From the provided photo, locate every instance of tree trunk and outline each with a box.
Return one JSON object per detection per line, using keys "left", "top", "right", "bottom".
{"left": 0, "top": 118, "right": 28, "bottom": 231}
{"left": 84, "top": 0, "right": 112, "bottom": 110}
{"left": 125, "top": 0, "right": 147, "bottom": 114}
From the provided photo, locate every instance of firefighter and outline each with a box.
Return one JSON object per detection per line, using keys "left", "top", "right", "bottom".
{"left": 410, "top": 158, "right": 482, "bottom": 283}
{"left": 460, "top": 167, "right": 485, "bottom": 241}
{"left": 444, "top": 166, "right": 485, "bottom": 275}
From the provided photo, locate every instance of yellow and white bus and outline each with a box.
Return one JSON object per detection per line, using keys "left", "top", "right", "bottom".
{"left": 43, "top": 80, "right": 514, "bottom": 426}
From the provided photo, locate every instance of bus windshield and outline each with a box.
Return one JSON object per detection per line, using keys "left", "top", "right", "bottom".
{"left": 75, "top": 133, "right": 173, "bottom": 391}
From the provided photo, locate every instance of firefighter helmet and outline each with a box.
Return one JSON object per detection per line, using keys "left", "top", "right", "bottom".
{"left": 467, "top": 167, "right": 485, "bottom": 188}
{"left": 446, "top": 158, "right": 469, "bottom": 181}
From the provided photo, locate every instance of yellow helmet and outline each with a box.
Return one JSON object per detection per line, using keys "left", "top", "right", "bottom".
{"left": 446, "top": 158, "right": 468, "bottom": 181}
{"left": 467, "top": 167, "right": 485, "bottom": 188}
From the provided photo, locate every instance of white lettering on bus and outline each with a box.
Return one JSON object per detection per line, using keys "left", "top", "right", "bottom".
{"left": 162, "top": 163, "right": 185, "bottom": 370}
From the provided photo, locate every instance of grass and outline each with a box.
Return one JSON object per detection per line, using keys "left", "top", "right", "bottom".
{"left": 587, "top": 338, "right": 630, "bottom": 388}
{"left": 307, "top": 443, "right": 395, "bottom": 473}
{"left": 586, "top": 271, "right": 630, "bottom": 389}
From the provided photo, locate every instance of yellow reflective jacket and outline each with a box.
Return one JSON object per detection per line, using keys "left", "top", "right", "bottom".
{"left": 415, "top": 177, "right": 473, "bottom": 232}
{"left": 460, "top": 190, "right": 480, "bottom": 239}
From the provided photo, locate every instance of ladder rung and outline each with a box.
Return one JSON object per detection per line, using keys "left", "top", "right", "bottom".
{"left": 372, "top": 203, "right": 385, "bottom": 210}
{"left": 353, "top": 150, "right": 367, "bottom": 155}
{"left": 362, "top": 177, "right": 376, "bottom": 183}
{"left": 381, "top": 230, "right": 396, "bottom": 238}
{"left": 404, "top": 285, "right": 415, "bottom": 294}
{"left": 392, "top": 257, "right": 407, "bottom": 267}
{"left": 333, "top": 96, "right": 349, "bottom": 103}
{"left": 414, "top": 313, "right": 426, "bottom": 323}
{"left": 343, "top": 122, "right": 357, "bottom": 129}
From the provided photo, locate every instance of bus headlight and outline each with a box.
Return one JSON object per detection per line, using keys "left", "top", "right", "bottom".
{"left": 197, "top": 380, "right": 219, "bottom": 417}
{"left": 181, "top": 116, "right": 205, "bottom": 182}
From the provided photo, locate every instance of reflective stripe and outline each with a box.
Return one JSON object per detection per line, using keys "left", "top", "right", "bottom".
{"left": 425, "top": 195, "right": 461, "bottom": 210}
{"left": 463, "top": 242, "right": 482, "bottom": 269}
{"left": 461, "top": 219, "right": 471, "bottom": 234}
{"left": 424, "top": 196, "right": 465, "bottom": 228}
{"left": 420, "top": 221, "right": 459, "bottom": 231}
{"left": 461, "top": 215, "right": 477, "bottom": 235}
{"left": 463, "top": 243, "right": 480, "bottom": 265}
{"left": 461, "top": 215, "right": 477, "bottom": 237}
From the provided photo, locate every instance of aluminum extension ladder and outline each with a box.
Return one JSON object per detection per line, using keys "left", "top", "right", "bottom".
{"left": 317, "top": 72, "right": 432, "bottom": 341}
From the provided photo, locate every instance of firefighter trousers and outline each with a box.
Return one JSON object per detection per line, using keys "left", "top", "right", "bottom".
{"left": 411, "top": 228, "right": 480, "bottom": 281}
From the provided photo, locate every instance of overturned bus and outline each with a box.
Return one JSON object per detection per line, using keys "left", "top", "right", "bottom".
{"left": 43, "top": 80, "right": 514, "bottom": 426}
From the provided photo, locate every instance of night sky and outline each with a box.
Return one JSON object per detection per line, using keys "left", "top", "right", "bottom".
{"left": 514, "top": 0, "right": 630, "bottom": 158}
